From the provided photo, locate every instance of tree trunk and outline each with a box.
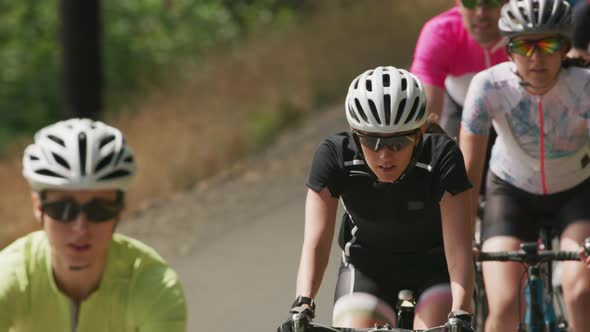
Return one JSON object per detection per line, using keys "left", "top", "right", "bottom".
{"left": 60, "top": 0, "right": 103, "bottom": 119}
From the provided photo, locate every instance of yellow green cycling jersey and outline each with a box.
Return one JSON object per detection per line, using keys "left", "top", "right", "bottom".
{"left": 0, "top": 231, "right": 187, "bottom": 332}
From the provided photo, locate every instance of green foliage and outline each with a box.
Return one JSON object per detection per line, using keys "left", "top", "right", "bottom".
{"left": 0, "top": 0, "right": 301, "bottom": 152}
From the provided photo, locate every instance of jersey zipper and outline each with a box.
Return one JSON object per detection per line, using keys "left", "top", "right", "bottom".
{"left": 70, "top": 300, "right": 79, "bottom": 332}
{"left": 538, "top": 96, "right": 548, "bottom": 195}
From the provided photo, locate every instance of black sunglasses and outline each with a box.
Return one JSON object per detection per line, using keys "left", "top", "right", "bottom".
{"left": 461, "top": 0, "right": 505, "bottom": 9}
{"left": 41, "top": 198, "right": 123, "bottom": 223}
{"left": 354, "top": 130, "right": 418, "bottom": 152}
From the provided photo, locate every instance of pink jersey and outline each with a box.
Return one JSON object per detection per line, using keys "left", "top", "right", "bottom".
{"left": 410, "top": 7, "right": 509, "bottom": 106}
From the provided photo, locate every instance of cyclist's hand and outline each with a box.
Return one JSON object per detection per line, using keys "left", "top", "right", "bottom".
{"left": 447, "top": 310, "right": 474, "bottom": 332}
{"left": 277, "top": 303, "right": 315, "bottom": 332}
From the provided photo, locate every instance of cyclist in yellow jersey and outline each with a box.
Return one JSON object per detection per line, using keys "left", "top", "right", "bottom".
{"left": 0, "top": 118, "right": 187, "bottom": 332}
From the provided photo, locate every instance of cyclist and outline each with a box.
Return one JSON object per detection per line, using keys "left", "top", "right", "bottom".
{"left": 0, "top": 119, "right": 187, "bottom": 331}
{"left": 459, "top": 0, "right": 590, "bottom": 331}
{"left": 282, "top": 66, "right": 475, "bottom": 330}
{"left": 410, "top": 0, "right": 509, "bottom": 138}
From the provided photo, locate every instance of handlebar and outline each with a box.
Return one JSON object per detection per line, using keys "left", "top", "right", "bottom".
{"left": 286, "top": 314, "right": 470, "bottom": 332}
{"left": 475, "top": 239, "right": 590, "bottom": 266}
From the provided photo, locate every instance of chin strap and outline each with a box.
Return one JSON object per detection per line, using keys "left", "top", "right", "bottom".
{"left": 512, "top": 68, "right": 559, "bottom": 92}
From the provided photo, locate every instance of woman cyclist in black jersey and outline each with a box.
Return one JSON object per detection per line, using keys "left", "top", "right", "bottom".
{"left": 283, "top": 66, "right": 475, "bottom": 330}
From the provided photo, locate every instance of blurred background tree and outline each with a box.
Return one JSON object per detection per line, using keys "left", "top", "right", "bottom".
{"left": 0, "top": 0, "right": 307, "bottom": 153}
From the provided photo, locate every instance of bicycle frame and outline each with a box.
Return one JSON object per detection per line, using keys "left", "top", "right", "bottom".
{"left": 478, "top": 242, "right": 582, "bottom": 332}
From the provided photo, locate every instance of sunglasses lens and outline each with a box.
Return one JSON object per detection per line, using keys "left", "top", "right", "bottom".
{"left": 509, "top": 40, "right": 535, "bottom": 56}
{"left": 82, "top": 200, "right": 121, "bottom": 222}
{"left": 42, "top": 199, "right": 121, "bottom": 223}
{"left": 461, "top": 0, "right": 477, "bottom": 9}
{"left": 358, "top": 135, "right": 379, "bottom": 151}
{"left": 356, "top": 132, "right": 415, "bottom": 152}
{"left": 42, "top": 201, "right": 79, "bottom": 222}
{"left": 536, "top": 38, "right": 562, "bottom": 55}
{"left": 462, "top": 0, "right": 503, "bottom": 9}
{"left": 510, "top": 38, "right": 562, "bottom": 57}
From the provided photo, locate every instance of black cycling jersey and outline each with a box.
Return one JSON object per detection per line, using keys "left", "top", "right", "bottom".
{"left": 306, "top": 131, "right": 472, "bottom": 265}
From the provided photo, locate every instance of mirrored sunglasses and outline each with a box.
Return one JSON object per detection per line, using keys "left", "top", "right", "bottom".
{"left": 461, "top": 0, "right": 505, "bottom": 9}
{"left": 41, "top": 199, "right": 123, "bottom": 223}
{"left": 354, "top": 131, "right": 418, "bottom": 152}
{"left": 508, "top": 37, "right": 564, "bottom": 57}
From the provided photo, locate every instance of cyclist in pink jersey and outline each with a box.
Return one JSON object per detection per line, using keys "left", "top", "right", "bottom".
{"left": 410, "top": 0, "right": 509, "bottom": 138}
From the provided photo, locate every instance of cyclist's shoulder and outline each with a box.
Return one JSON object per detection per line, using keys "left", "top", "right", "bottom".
{"left": 561, "top": 64, "right": 590, "bottom": 84}
{"left": 422, "top": 131, "right": 460, "bottom": 154}
{"left": 110, "top": 233, "right": 170, "bottom": 268}
{"left": 316, "top": 131, "right": 357, "bottom": 159}
{"left": 0, "top": 231, "right": 48, "bottom": 297}
{"left": 470, "top": 62, "right": 516, "bottom": 88}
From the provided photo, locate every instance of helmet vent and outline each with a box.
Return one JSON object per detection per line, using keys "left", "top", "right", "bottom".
{"left": 405, "top": 97, "right": 420, "bottom": 124}
{"left": 384, "top": 94, "right": 391, "bottom": 125}
{"left": 366, "top": 80, "right": 372, "bottom": 92}
{"left": 394, "top": 98, "right": 406, "bottom": 125}
{"left": 416, "top": 103, "right": 427, "bottom": 121}
{"left": 383, "top": 74, "right": 390, "bottom": 87}
{"left": 95, "top": 152, "right": 114, "bottom": 173}
{"left": 368, "top": 100, "right": 381, "bottom": 125}
{"left": 36, "top": 169, "right": 66, "bottom": 179}
{"left": 47, "top": 135, "right": 65, "bottom": 147}
{"left": 401, "top": 78, "right": 407, "bottom": 91}
{"left": 78, "top": 133, "right": 87, "bottom": 177}
{"left": 353, "top": 78, "right": 360, "bottom": 89}
{"left": 29, "top": 155, "right": 40, "bottom": 161}
{"left": 123, "top": 155, "right": 134, "bottom": 163}
{"left": 99, "top": 135, "right": 115, "bottom": 149}
{"left": 354, "top": 98, "right": 369, "bottom": 122}
{"left": 99, "top": 169, "right": 131, "bottom": 181}
{"left": 348, "top": 104, "right": 360, "bottom": 123}
{"left": 52, "top": 153, "right": 71, "bottom": 170}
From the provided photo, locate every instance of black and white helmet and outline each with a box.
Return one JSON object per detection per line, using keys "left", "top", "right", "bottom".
{"left": 345, "top": 66, "right": 428, "bottom": 134}
{"left": 499, "top": 0, "right": 572, "bottom": 38}
{"left": 23, "top": 118, "right": 136, "bottom": 191}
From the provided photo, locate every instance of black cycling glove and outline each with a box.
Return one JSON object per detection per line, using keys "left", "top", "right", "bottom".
{"left": 448, "top": 310, "right": 474, "bottom": 332}
{"left": 277, "top": 297, "right": 316, "bottom": 332}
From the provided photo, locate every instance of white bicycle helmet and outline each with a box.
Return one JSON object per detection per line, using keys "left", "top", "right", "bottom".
{"left": 499, "top": 0, "right": 572, "bottom": 38}
{"left": 345, "top": 66, "right": 428, "bottom": 134}
{"left": 23, "top": 118, "right": 136, "bottom": 191}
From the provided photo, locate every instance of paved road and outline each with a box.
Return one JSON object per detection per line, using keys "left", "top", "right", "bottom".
{"left": 121, "top": 105, "right": 348, "bottom": 331}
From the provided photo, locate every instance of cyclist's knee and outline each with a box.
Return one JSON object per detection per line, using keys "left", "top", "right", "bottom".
{"left": 332, "top": 292, "right": 395, "bottom": 328}
{"left": 414, "top": 284, "right": 451, "bottom": 328}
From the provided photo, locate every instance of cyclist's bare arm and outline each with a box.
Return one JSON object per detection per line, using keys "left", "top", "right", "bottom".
{"left": 440, "top": 190, "right": 475, "bottom": 312}
{"left": 423, "top": 83, "right": 445, "bottom": 120}
{"left": 296, "top": 187, "right": 339, "bottom": 299}
{"left": 458, "top": 130, "right": 488, "bottom": 223}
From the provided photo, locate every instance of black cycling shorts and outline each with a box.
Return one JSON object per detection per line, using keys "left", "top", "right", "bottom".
{"left": 334, "top": 248, "right": 449, "bottom": 309}
{"left": 481, "top": 171, "right": 590, "bottom": 243}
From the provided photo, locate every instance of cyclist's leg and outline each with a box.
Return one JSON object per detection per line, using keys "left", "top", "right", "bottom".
{"left": 480, "top": 172, "right": 538, "bottom": 331}
{"left": 558, "top": 180, "right": 590, "bottom": 332}
{"left": 413, "top": 248, "right": 452, "bottom": 329}
{"left": 332, "top": 256, "right": 396, "bottom": 328}
{"left": 414, "top": 284, "right": 451, "bottom": 329}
